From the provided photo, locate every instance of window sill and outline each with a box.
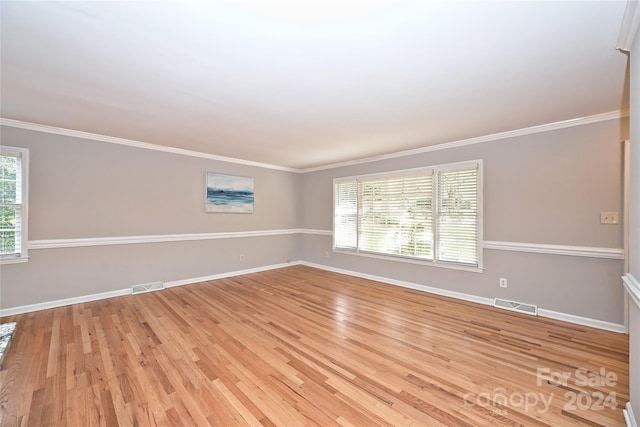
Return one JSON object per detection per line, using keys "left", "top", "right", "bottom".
{"left": 333, "top": 249, "right": 484, "bottom": 273}
{"left": 0, "top": 256, "right": 29, "bottom": 265}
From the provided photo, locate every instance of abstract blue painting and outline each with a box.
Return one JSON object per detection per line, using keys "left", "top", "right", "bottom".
{"left": 206, "top": 173, "right": 254, "bottom": 213}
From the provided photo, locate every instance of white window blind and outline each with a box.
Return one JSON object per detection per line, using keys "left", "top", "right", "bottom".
{"left": 436, "top": 166, "right": 479, "bottom": 265}
{"left": 359, "top": 174, "right": 433, "bottom": 259}
{"left": 0, "top": 147, "right": 29, "bottom": 262}
{"left": 333, "top": 161, "right": 481, "bottom": 268}
{"left": 334, "top": 180, "right": 358, "bottom": 249}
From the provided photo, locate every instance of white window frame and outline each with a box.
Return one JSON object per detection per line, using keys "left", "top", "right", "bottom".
{"left": 0, "top": 146, "right": 29, "bottom": 264}
{"left": 333, "top": 160, "right": 483, "bottom": 272}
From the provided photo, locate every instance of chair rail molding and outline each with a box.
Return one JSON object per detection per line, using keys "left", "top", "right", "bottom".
{"left": 29, "top": 229, "right": 332, "bottom": 249}
{"left": 483, "top": 241, "right": 624, "bottom": 260}
{"left": 623, "top": 273, "right": 640, "bottom": 309}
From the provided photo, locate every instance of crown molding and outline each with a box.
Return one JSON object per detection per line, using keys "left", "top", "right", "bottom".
{"left": 2, "top": 110, "right": 627, "bottom": 174}
{"left": 300, "top": 110, "right": 628, "bottom": 172}
{"left": 0, "top": 118, "right": 298, "bottom": 173}
{"left": 616, "top": 0, "right": 640, "bottom": 53}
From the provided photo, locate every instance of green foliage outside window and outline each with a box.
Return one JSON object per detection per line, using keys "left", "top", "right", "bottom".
{"left": 0, "top": 155, "right": 19, "bottom": 254}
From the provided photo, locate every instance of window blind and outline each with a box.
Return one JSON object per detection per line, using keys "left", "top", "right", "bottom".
{"left": 334, "top": 180, "right": 358, "bottom": 249}
{"left": 436, "top": 166, "right": 479, "bottom": 265}
{"left": 359, "top": 174, "right": 433, "bottom": 259}
{"left": 333, "top": 160, "right": 481, "bottom": 269}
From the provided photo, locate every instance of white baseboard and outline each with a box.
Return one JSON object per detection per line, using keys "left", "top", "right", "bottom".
{"left": 164, "top": 262, "right": 299, "bottom": 288}
{"left": 537, "top": 308, "right": 626, "bottom": 333}
{"left": 300, "top": 261, "right": 626, "bottom": 333}
{"left": 0, "top": 262, "right": 299, "bottom": 317}
{"left": 626, "top": 402, "right": 639, "bottom": 427}
{"left": 0, "top": 261, "right": 626, "bottom": 334}
{"left": 300, "top": 261, "right": 494, "bottom": 306}
{"left": 0, "top": 288, "right": 132, "bottom": 317}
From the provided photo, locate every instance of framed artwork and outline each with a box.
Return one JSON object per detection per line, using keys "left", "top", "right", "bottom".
{"left": 206, "top": 173, "right": 254, "bottom": 213}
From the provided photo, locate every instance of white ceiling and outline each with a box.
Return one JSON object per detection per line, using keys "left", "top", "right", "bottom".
{"left": 0, "top": 1, "right": 630, "bottom": 170}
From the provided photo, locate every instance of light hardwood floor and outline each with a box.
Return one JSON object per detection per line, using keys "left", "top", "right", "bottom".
{"left": 0, "top": 265, "right": 629, "bottom": 426}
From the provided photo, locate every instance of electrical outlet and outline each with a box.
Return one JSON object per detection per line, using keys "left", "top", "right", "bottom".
{"left": 325, "top": 250, "right": 330, "bottom": 258}
{"left": 499, "top": 278, "right": 508, "bottom": 288}
{"left": 600, "top": 212, "right": 619, "bottom": 224}
{"left": 239, "top": 254, "right": 245, "bottom": 261}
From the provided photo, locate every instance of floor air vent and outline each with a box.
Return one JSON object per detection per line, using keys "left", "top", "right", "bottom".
{"left": 494, "top": 298, "right": 538, "bottom": 316}
{"left": 132, "top": 281, "right": 165, "bottom": 295}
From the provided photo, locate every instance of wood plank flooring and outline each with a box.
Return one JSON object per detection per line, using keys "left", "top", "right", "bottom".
{"left": 0, "top": 265, "right": 629, "bottom": 426}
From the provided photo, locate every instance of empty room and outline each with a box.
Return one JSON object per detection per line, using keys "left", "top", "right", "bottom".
{"left": 1, "top": 1, "right": 640, "bottom": 426}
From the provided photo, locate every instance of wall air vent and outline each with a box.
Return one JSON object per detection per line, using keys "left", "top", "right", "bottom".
{"left": 132, "top": 281, "right": 165, "bottom": 295}
{"left": 494, "top": 298, "right": 538, "bottom": 316}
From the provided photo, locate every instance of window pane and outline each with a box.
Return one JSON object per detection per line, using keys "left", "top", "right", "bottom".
{"left": 360, "top": 175, "right": 433, "bottom": 259}
{"left": 332, "top": 161, "right": 481, "bottom": 269}
{"left": 438, "top": 215, "right": 477, "bottom": 263}
{"left": 1, "top": 155, "right": 19, "bottom": 204}
{"left": 0, "top": 156, "right": 18, "bottom": 180}
{"left": 0, "top": 206, "right": 17, "bottom": 254}
{"left": 334, "top": 180, "right": 358, "bottom": 249}
{"left": 0, "top": 180, "right": 17, "bottom": 204}
{"left": 437, "top": 167, "right": 478, "bottom": 265}
{"left": 0, "top": 150, "right": 24, "bottom": 258}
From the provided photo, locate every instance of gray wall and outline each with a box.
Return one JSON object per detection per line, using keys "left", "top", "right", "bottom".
{"left": 301, "top": 118, "right": 628, "bottom": 324}
{"left": 19, "top": 129, "right": 299, "bottom": 238}
{"left": 0, "top": 114, "right": 630, "bottom": 329}
{"left": 0, "top": 126, "right": 301, "bottom": 308}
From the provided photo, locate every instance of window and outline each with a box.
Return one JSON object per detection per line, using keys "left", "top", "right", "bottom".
{"left": 334, "top": 160, "right": 482, "bottom": 269}
{"left": 1, "top": 146, "right": 29, "bottom": 263}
